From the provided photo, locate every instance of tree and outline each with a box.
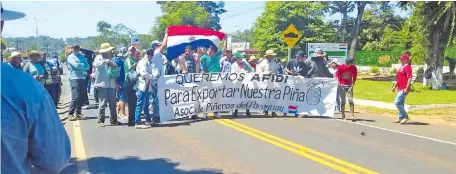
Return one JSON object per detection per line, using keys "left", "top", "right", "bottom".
{"left": 231, "top": 28, "right": 254, "bottom": 45}
{"left": 93, "top": 21, "right": 137, "bottom": 49}
{"left": 252, "top": 1, "right": 336, "bottom": 57}
{"left": 406, "top": 2, "right": 456, "bottom": 89}
{"left": 196, "top": 1, "right": 227, "bottom": 30}
{"left": 327, "top": 2, "right": 355, "bottom": 43}
{"left": 152, "top": 2, "right": 210, "bottom": 40}
{"left": 157, "top": 1, "right": 227, "bottom": 31}
{"left": 359, "top": 3, "right": 405, "bottom": 50}
{"left": 348, "top": 2, "right": 370, "bottom": 57}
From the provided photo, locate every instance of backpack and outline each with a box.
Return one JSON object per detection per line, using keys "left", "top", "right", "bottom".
{"left": 125, "top": 63, "right": 139, "bottom": 88}
{"left": 424, "top": 67, "right": 433, "bottom": 80}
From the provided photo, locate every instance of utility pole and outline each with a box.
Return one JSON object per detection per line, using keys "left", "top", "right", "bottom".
{"left": 16, "top": 38, "right": 19, "bottom": 51}
{"left": 34, "top": 17, "right": 39, "bottom": 51}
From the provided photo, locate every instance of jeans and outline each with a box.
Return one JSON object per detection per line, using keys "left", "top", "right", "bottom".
{"left": 91, "top": 78, "right": 99, "bottom": 103}
{"left": 150, "top": 84, "right": 160, "bottom": 118}
{"left": 97, "top": 88, "right": 118, "bottom": 123}
{"left": 44, "top": 83, "right": 59, "bottom": 106}
{"left": 126, "top": 86, "right": 137, "bottom": 124}
{"left": 135, "top": 90, "right": 151, "bottom": 124}
{"left": 335, "top": 87, "right": 341, "bottom": 111}
{"left": 83, "top": 75, "right": 90, "bottom": 105}
{"left": 394, "top": 90, "right": 408, "bottom": 119}
{"left": 68, "top": 79, "right": 86, "bottom": 115}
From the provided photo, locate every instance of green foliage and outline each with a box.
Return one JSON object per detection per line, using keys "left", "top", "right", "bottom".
{"left": 359, "top": 3, "right": 405, "bottom": 50}
{"left": 391, "top": 68, "right": 397, "bottom": 74}
{"left": 1, "top": 39, "right": 6, "bottom": 50}
{"left": 157, "top": 1, "right": 227, "bottom": 31}
{"left": 370, "top": 66, "right": 380, "bottom": 73}
{"left": 152, "top": 2, "right": 211, "bottom": 40}
{"left": 355, "top": 51, "right": 401, "bottom": 67}
{"left": 93, "top": 21, "right": 137, "bottom": 48}
{"left": 139, "top": 34, "right": 156, "bottom": 50}
{"left": 58, "top": 52, "right": 66, "bottom": 63}
{"left": 252, "top": 1, "right": 336, "bottom": 57}
{"left": 3, "top": 36, "right": 67, "bottom": 54}
{"left": 417, "top": 66, "right": 424, "bottom": 73}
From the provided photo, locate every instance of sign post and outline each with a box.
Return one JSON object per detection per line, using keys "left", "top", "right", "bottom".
{"left": 281, "top": 24, "right": 301, "bottom": 61}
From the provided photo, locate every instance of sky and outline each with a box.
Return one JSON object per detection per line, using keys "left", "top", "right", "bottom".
{"left": 2, "top": 1, "right": 409, "bottom": 39}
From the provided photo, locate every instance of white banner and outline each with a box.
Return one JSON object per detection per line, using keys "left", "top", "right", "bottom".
{"left": 158, "top": 73, "right": 338, "bottom": 122}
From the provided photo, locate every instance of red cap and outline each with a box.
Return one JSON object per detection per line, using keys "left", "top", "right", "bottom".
{"left": 399, "top": 54, "right": 409, "bottom": 60}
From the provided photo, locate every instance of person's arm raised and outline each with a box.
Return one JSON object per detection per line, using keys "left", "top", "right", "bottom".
{"left": 157, "top": 31, "right": 169, "bottom": 53}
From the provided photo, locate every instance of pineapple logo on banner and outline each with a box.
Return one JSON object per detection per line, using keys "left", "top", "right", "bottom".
{"left": 305, "top": 79, "right": 325, "bottom": 105}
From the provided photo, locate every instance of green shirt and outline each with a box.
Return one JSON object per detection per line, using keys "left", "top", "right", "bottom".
{"left": 124, "top": 57, "right": 137, "bottom": 76}
{"left": 201, "top": 50, "right": 222, "bottom": 73}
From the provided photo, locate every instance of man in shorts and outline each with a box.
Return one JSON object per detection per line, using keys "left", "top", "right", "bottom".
{"left": 335, "top": 57, "right": 357, "bottom": 121}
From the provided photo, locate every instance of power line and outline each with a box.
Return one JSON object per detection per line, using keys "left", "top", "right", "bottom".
{"left": 221, "top": 5, "right": 265, "bottom": 21}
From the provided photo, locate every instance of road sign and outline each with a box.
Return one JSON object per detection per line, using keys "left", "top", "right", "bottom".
{"left": 307, "top": 43, "right": 348, "bottom": 62}
{"left": 281, "top": 24, "right": 301, "bottom": 48}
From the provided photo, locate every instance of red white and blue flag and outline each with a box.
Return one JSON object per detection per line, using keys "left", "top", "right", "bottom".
{"left": 288, "top": 105, "right": 298, "bottom": 114}
{"left": 166, "top": 25, "right": 225, "bottom": 61}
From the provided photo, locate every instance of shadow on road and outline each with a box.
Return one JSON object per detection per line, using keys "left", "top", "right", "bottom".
{"left": 61, "top": 157, "right": 223, "bottom": 174}
{"left": 403, "top": 121, "right": 430, "bottom": 126}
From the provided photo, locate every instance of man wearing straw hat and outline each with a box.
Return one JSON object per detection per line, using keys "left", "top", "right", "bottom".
{"left": 1, "top": 3, "right": 71, "bottom": 174}
{"left": 256, "top": 49, "right": 280, "bottom": 117}
{"left": 93, "top": 43, "right": 122, "bottom": 127}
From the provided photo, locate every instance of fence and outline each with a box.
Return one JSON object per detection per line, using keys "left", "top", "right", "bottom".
{"left": 356, "top": 47, "right": 456, "bottom": 67}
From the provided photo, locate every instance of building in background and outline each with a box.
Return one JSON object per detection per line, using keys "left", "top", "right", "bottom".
{"left": 227, "top": 36, "right": 250, "bottom": 53}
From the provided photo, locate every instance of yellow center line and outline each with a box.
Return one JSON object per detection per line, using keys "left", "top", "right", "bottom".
{"left": 209, "top": 115, "right": 378, "bottom": 174}
{"left": 214, "top": 119, "right": 358, "bottom": 174}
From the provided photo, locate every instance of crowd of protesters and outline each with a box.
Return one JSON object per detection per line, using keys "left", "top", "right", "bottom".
{"left": 1, "top": 4, "right": 419, "bottom": 173}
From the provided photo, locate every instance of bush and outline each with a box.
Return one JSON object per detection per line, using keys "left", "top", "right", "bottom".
{"left": 417, "top": 67, "right": 424, "bottom": 73}
{"left": 378, "top": 55, "right": 392, "bottom": 66}
{"left": 391, "top": 68, "right": 397, "bottom": 74}
{"left": 370, "top": 66, "right": 380, "bottom": 73}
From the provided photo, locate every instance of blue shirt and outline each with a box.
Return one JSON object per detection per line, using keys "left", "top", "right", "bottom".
{"left": 67, "top": 52, "right": 89, "bottom": 80}
{"left": 1, "top": 63, "right": 71, "bottom": 174}
{"left": 114, "top": 57, "right": 126, "bottom": 86}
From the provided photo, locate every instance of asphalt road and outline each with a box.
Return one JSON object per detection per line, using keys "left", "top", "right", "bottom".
{"left": 56, "top": 74, "right": 456, "bottom": 174}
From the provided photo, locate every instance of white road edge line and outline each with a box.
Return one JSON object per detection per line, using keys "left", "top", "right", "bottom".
{"left": 336, "top": 119, "right": 456, "bottom": 146}
{"left": 72, "top": 120, "right": 90, "bottom": 173}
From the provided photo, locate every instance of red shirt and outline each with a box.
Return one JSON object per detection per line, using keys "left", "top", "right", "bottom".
{"left": 396, "top": 64, "right": 412, "bottom": 90}
{"left": 249, "top": 62, "right": 257, "bottom": 71}
{"left": 336, "top": 64, "right": 358, "bottom": 85}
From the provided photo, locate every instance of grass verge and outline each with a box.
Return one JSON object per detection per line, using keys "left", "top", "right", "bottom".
{"left": 353, "top": 80, "right": 456, "bottom": 105}
{"left": 355, "top": 105, "right": 456, "bottom": 126}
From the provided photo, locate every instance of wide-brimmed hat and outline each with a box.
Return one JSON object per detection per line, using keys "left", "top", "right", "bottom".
{"left": 312, "top": 48, "right": 326, "bottom": 57}
{"left": 233, "top": 52, "right": 244, "bottom": 59}
{"left": 264, "top": 50, "right": 276, "bottom": 56}
{"left": 1, "top": 3, "right": 26, "bottom": 21}
{"left": 249, "top": 55, "right": 259, "bottom": 61}
{"left": 99, "top": 43, "right": 115, "bottom": 53}
{"left": 28, "top": 50, "right": 41, "bottom": 57}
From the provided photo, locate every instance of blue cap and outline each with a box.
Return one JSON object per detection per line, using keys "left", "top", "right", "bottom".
{"left": 296, "top": 51, "right": 306, "bottom": 57}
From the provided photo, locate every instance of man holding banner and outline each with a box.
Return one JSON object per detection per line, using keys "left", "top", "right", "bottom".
{"left": 256, "top": 49, "right": 280, "bottom": 117}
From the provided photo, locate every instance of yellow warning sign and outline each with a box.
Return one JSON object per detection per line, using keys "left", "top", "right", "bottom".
{"left": 281, "top": 24, "right": 301, "bottom": 48}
